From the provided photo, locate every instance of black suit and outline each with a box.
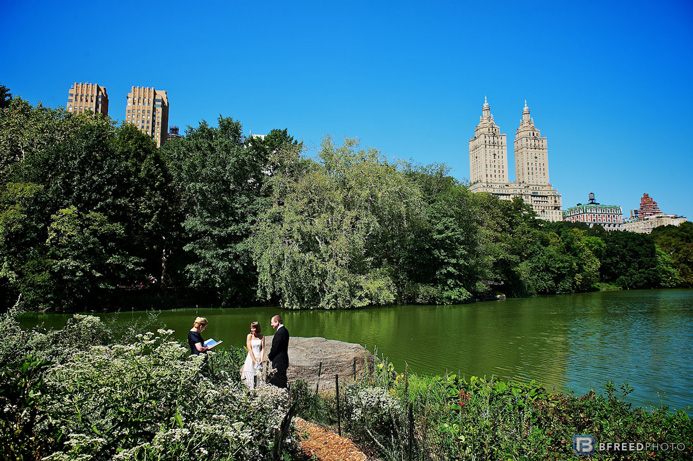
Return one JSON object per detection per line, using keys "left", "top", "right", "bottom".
{"left": 268, "top": 325, "right": 289, "bottom": 388}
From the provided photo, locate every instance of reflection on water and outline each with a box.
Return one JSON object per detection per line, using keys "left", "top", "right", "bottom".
{"left": 20, "top": 289, "right": 693, "bottom": 413}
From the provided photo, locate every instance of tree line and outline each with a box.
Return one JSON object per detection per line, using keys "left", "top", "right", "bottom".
{"left": 1, "top": 86, "right": 691, "bottom": 312}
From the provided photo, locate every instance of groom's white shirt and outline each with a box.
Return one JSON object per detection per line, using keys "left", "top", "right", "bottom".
{"left": 276, "top": 324, "right": 284, "bottom": 331}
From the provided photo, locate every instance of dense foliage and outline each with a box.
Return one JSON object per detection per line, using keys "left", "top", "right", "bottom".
{"left": 160, "top": 118, "right": 301, "bottom": 305}
{"left": 651, "top": 222, "right": 693, "bottom": 286}
{"left": 1, "top": 96, "right": 175, "bottom": 311}
{"left": 294, "top": 361, "right": 693, "bottom": 460}
{"left": 0, "top": 308, "right": 298, "bottom": 460}
{"left": 1, "top": 91, "right": 691, "bottom": 312}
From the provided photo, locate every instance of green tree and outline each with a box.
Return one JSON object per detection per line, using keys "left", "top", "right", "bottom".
{"left": 0, "top": 182, "right": 45, "bottom": 307}
{"left": 0, "top": 85, "right": 12, "bottom": 110}
{"left": 652, "top": 222, "right": 693, "bottom": 286}
{"left": 20, "top": 207, "right": 140, "bottom": 310}
{"left": 521, "top": 226, "right": 600, "bottom": 295}
{"left": 404, "top": 165, "right": 487, "bottom": 303}
{"left": 473, "top": 194, "right": 539, "bottom": 297}
{"left": 161, "top": 118, "right": 300, "bottom": 305}
{"left": 1, "top": 101, "right": 174, "bottom": 311}
{"left": 252, "top": 137, "right": 424, "bottom": 309}
{"left": 600, "top": 231, "right": 661, "bottom": 289}
{"left": 109, "top": 124, "right": 178, "bottom": 284}
{"left": 0, "top": 97, "right": 89, "bottom": 185}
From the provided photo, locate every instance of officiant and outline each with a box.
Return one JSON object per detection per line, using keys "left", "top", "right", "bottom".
{"left": 188, "top": 317, "right": 211, "bottom": 355}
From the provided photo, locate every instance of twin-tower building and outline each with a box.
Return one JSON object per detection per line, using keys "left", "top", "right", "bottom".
{"left": 67, "top": 83, "right": 169, "bottom": 148}
{"left": 469, "top": 97, "right": 562, "bottom": 222}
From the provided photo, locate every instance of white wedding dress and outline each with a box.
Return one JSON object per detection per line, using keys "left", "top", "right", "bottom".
{"left": 241, "top": 337, "right": 263, "bottom": 389}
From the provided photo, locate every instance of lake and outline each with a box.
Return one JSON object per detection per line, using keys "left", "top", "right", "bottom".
{"left": 20, "top": 289, "right": 693, "bottom": 413}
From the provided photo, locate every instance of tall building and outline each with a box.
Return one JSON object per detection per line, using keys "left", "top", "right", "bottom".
{"left": 514, "top": 101, "right": 548, "bottom": 185}
{"left": 563, "top": 193, "right": 623, "bottom": 230}
{"left": 469, "top": 97, "right": 508, "bottom": 185}
{"left": 67, "top": 82, "right": 109, "bottom": 116}
{"left": 125, "top": 86, "right": 169, "bottom": 147}
{"left": 469, "top": 99, "right": 563, "bottom": 222}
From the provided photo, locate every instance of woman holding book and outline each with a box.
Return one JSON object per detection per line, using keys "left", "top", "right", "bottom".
{"left": 188, "top": 317, "right": 210, "bottom": 355}
{"left": 240, "top": 321, "right": 265, "bottom": 389}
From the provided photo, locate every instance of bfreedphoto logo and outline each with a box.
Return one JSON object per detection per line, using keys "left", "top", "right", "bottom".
{"left": 573, "top": 435, "right": 596, "bottom": 455}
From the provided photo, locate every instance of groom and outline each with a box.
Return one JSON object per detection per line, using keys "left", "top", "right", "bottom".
{"left": 268, "top": 315, "right": 289, "bottom": 388}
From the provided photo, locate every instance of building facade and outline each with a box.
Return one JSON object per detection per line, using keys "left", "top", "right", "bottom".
{"left": 125, "top": 86, "right": 169, "bottom": 147}
{"left": 563, "top": 193, "right": 623, "bottom": 230}
{"left": 469, "top": 97, "right": 508, "bottom": 185}
{"left": 622, "top": 193, "right": 687, "bottom": 233}
{"left": 67, "top": 82, "right": 109, "bottom": 116}
{"left": 469, "top": 99, "right": 562, "bottom": 222}
{"left": 637, "top": 193, "right": 661, "bottom": 218}
{"left": 622, "top": 214, "right": 687, "bottom": 234}
{"left": 514, "top": 101, "right": 548, "bottom": 185}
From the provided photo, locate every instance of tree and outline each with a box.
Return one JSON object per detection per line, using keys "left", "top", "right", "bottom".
{"left": 252, "top": 137, "right": 424, "bottom": 309}
{"left": 0, "top": 182, "right": 45, "bottom": 307}
{"left": 19, "top": 207, "right": 139, "bottom": 310}
{"left": 472, "top": 194, "right": 540, "bottom": 297}
{"left": 652, "top": 222, "right": 693, "bottom": 286}
{"left": 0, "top": 85, "right": 12, "bottom": 110}
{"left": 109, "top": 124, "right": 178, "bottom": 283}
{"left": 161, "top": 118, "right": 300, "bottom": 305}
{"left": 521, "top": 227, "right": 600, "bottom": 295}
{"left": 600, "top": 231, "right": 661, "bottom": 289}
{"left": 403, "top": 165, "right": 487, "bottom": 303}
{"left": 0, "top": 98, "right": 91, "bottom": 186}
{"left": 1, "top": 101, "right": 174, "bottom": 311}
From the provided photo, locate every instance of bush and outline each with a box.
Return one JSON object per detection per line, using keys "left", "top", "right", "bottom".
{"left": 0, "top": 308, "right": 301, "bottom": 460}
{"left": 299, "top": 362, "right": 693, "bottom": 460}
{"left": 344, "top": 385, "right": 405, "bottom": 442}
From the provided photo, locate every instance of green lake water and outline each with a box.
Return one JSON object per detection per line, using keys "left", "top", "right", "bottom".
{"left": 20, "top": 289, "right": 693, "bottom": 413}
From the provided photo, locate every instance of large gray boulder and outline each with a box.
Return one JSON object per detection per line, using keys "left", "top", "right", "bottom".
{"left": 264, "top": 336, "right": 375, "bottom": 391}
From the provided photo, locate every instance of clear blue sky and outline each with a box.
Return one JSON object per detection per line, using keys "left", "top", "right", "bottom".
{"left": 2, "top": 0, "right": 692, "bottom": 219}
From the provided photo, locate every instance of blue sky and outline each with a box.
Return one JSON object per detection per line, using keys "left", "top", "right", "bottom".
{"left": 2, "top": 0, "right": 692, "bottom": 219}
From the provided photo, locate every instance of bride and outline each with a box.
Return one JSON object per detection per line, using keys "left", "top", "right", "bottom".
{"left": 240, "top": 321, "right": 265, "bottom": 389}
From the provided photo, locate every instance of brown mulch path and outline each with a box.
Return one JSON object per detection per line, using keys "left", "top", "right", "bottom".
{"left": 294, "top": 417, "right": 368, "bottom": 461}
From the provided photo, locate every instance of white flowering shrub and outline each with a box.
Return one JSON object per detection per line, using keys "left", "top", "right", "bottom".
{"left": 1, "top": 310, "right": 299, "bottom": 460}
{"left": 41, "top": 328, "right": 296, "bottom": 460}
{"left": 0, "top": 305, "right": 63, "bottom": 458}
{"left": 343, "top": 384, "right": 405, "bottom": 444}
{"left": 0, "top": 305, "right": 30, "bottom": 366}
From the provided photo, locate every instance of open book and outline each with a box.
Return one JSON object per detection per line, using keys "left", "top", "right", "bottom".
{"left": 204, "top": 338, "right": 223, "bottom": 349}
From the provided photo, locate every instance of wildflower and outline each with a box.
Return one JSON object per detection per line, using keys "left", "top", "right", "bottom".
{"left": 459, "top": 390, "right": 471, "bottom": 408}
{"left": 232, "top": 422, "right": 244, "bottom": 431}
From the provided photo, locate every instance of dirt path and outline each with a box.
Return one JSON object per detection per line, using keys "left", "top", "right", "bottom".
{"left": 294, "top": 417, "right": 368, "bottom": 461}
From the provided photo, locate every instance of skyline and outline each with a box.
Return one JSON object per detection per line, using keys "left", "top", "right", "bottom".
{"left": 2, "top": 0, "right": 692, "bottom": 219}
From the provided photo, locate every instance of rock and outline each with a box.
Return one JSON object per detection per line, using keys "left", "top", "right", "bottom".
{"left": 264, "top": 336, "right": 375, "bottom": 391}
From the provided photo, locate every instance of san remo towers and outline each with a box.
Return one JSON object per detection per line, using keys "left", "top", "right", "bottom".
{"left": 469, "top": 97, "right": 562, "bottom": 221}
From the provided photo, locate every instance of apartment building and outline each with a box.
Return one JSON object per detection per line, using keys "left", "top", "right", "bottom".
{"left": 125, "top": 86, "right": 169, "bottom": 147}
{"left": 469, "top": 98, "right": 563, "bottom": 222}
{"left": 67, "top": 82, "right": 109, "bottom": 116}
